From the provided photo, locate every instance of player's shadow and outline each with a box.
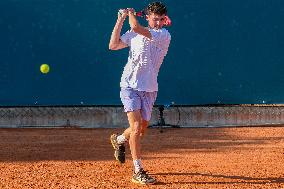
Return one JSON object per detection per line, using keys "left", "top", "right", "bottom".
{"left": 142, "top": 127, "right": 284, "bottom": 154}
{"left": 151, "top": 172, "right": 284, "bottom": 185}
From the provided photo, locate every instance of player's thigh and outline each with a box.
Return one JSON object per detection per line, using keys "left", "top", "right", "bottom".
{"left": 127, "top": 110, "right": 142, "bottom": 133}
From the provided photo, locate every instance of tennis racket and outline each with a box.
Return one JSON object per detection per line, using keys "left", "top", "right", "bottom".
{"left": 118, "top": 9, "right": 172, "bottom": 27}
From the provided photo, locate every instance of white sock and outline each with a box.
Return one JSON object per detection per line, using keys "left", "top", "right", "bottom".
{"left": 117, "top": 134, "right": 127, "bottom": 144}
{"left": 133, "top": 159, "right": 143, "bottom": 173}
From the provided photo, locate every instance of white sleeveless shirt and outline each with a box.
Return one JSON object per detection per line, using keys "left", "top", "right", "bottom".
{"left": 120, "top": 28, "right": 171, "bottom": 92}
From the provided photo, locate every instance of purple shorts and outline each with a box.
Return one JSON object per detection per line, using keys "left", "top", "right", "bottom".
{"left": 120, "top": 88, "right": 157, "bottom": 121}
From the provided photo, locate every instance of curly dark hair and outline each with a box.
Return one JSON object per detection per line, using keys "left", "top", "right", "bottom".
{"left": 145, "top": 1, "right": 167, "bottom": 16}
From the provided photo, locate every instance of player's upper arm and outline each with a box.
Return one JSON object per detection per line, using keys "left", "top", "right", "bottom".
{"left": 110, "top": 30, "right": 136, "bottom": 50}
{"left": 109, "top": 39, "right": 128, "bottom": 50}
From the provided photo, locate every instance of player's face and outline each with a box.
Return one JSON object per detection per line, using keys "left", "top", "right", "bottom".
{"left": 146, "top": 13, "right": 166, "bottom": 29}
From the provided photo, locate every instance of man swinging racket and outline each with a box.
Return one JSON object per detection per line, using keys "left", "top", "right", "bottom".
{"left": 109, "top": 1, "right": 171, "bottom": 185}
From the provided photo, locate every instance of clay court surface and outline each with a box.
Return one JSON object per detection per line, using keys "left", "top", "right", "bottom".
{"left": 0, "top": 127, "right": 283, "bottom": 189}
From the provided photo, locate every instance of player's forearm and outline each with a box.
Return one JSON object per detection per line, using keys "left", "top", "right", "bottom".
{"left": 109, "top": 17, "right": 125, "bottom": 50}
{"left": 128, "top": 11, "right": 151, "bottom": 39}
{"left": 128, "top": 12, "right": 140, "bottom": 31}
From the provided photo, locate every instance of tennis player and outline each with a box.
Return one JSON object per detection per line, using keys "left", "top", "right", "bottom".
{"left": 109, "top": 1, "right": 171, "bottom": 184}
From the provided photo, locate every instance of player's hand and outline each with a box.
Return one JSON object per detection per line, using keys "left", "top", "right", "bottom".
{"left": 127, "top": 8, "right": 135, "bottom": 15}
{"left": 118, "top": 9, "right": 128, "bottom": 19}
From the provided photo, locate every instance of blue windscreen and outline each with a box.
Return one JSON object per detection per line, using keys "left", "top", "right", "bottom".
{"left": 0, "top": 0, "right": 283, "bottom": 106}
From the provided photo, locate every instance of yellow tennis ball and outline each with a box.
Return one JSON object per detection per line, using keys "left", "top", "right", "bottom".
{"left": 40, "top": 64, "right": 50, "bottom": 74}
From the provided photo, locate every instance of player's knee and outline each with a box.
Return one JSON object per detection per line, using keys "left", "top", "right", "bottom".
{"left": 131, "top": 121, "right": 141, "bottom": 136}
{"left": 132, "top": 129, "right": 140, "bottom": 137}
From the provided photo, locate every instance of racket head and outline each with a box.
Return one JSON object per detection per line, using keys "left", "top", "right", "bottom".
{"left": 164, "top": 15, "right": 172, "bottom": 26}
